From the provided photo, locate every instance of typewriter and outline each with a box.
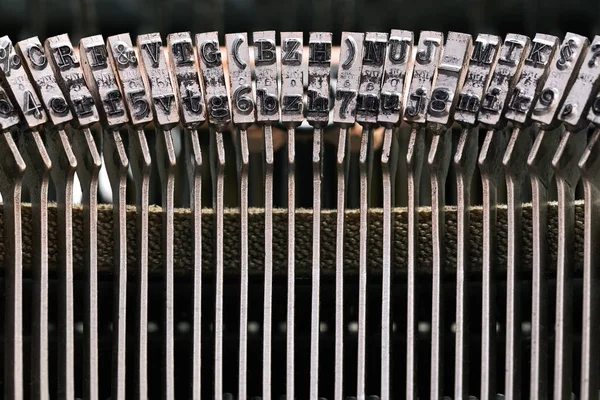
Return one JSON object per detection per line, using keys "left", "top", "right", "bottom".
{"left": 0, "top": 1, "right": 599, "bottom": 399}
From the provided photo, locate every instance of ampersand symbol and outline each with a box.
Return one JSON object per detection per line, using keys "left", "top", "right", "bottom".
{"left": 115, "top": 43, "right": 137, "bottom": 67}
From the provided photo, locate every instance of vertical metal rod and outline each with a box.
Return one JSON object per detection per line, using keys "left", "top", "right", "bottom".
{"left": 129, "top": 128, "right": 152, "bottom": 400}
{"left": 357, "top": 126, "right": 373, "bottom": 400}
{"left": 377, "top": 29, "right": 414, "bottom": 400}
{"left": 210, "top": 127, "right": 226, "bottom": 400}
{"left": 235, "top": 127, "right": 250, "bottom": 400}
{"left": 286, "top": 126, "right": 296, "bottom": 400}
{"left": 380, "top": 126, "right": 397, "bottom": 400}
{"left": 355, "top": 32, "right": 387, "bottom": 399}
{"left": 405, "top": 125, "right": 424, "bottom": 400}
{"left": 184, "top": 128, "right": 203, "bottom": 400}
{"left": 453, "top": 126, "right": 479, "bottom": 399}
{"left": 527, "top": 127, "right": 562, "bottom": 399}
{"left": 46, "top": 128, "right": 77, "bottom": 400}
{"left": 20, "top": 130, "right": 52, "bottom": 400}
{"left": 280, "top": 31, "right": 304, "bottom": 400}
{"left": 428, "top": 129, "right": 452, "bottom": 400}
{"left": 102, "top": 129, "right": 129, "bottom": 400}
{"left": 579, "top": 127, "right": 600, "bottom": 400}
{"left": 137, "top": 33, "right": 181, "bottom": 399}
{"left": 167, "top": 32, "right": 207, "bottom": 400}
{"left": 311, "top": 126, "right": 324, "bottom": 400}
{"left": 72, "top": 127, "right": 102, "bottom": 400}
{"left": 306, "top": 30, "right": 332, "bottom": 400}
{"left": 552, "top": 129, "right": 586, "bottom": 400}
{"left": 0, "top": 131, "right": 26, "bottom": 400}
{"left": 155, "top": 127, "right": 177, "bottom": 400}
{"left": 502, "top": 126, "right": 531, "bottom": 400}
{"left": 263, "top": 124, "right": 275, "bottom": 400}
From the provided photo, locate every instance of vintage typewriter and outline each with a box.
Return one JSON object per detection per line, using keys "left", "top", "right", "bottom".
{"left": 1, "top": 1, "right": 600, "bottom": 399}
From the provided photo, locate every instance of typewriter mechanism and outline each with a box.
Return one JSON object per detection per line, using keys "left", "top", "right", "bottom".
{"left": 1, "top": 3, "right": 600, "bottom": 400}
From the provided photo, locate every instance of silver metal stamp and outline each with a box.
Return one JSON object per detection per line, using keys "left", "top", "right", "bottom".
{"left": 0, "top": 86, "right": 21, "bottom": 131}
{"left": 533, "top": 33, "right": 589, "bottom": 127}
{"left": 454, "top": 34, "right": 502, "bottom": 126}
{"left": 378, "top": 29, "right": 414, "bottom": 127}
{"left": 558, "top": 35, "right": 600, "bottom": 127}
{"left": 333, "top": 32, "right": 364, "bottom": 125}
{"left": 0, "top": 35, "right": 48, "bottom": 128}
{"left": 167, "top": 32, "right": 207, "bottom": 128}
{"left": 225, "top": 32, "right": 255, "bottom": 127}
{"left": 137, "top": 33, "right": 180, "bottom": 129}
{"left": 280, "top": 32, "right": 304, "bottom": 125}
{"left": 426, "top": 32, "right": 473, "bottom": 127}
{"left": 195, "top": 31, "right": 231, "bottom": 130}
{"left": 356, "top": 32, "right": 387, "bottom": 125}
{"left": 504, "top": 33, "right": 560, "bottom": 125}
{"left": 253, "top": 31, "right": 279, "bottom": 124}
{"left": 478, "top": 33, "right": 531, "bottom": 127}
{"left": 17, "top": 36, "right": 73, "bottom": 127}
{"left": 306, "top": 32, "right": 332, "bottom": 127}
{"left": 107, "top": 33, "right": 154, "bottom": 127}
{"left": 404, "top": 31, "right": 444, "bottom": 125}
{"left": 44, "top": 33, "right": 100, "bottom": 127}
{"left": 79, "top": 35, "right": 129, "bottom": 129}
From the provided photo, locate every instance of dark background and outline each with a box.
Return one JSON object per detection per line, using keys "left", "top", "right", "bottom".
{"left": 1, "top": 0, "right": 599, "bottom": 43}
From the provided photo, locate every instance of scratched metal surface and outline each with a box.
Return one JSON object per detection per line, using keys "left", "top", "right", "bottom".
{"left": 1, "top": 16, "right": 600, "bottom": 400}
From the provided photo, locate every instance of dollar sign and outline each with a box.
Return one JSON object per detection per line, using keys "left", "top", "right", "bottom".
{"left": 557, "top": 39, "right": 576, "bottom": 70}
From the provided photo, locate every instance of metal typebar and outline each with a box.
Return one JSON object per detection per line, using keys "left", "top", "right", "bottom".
{"left": 137, "top": 32, "right": 181, "bottom": 400}
{"left": 108, "top": 32, "right": 155, "bottom": 400}
{"left": 503, "top": 32, "right": 560, "bottom": 400}
{"left": 377, "top": 29, "right": 414, "bottom": 400}
{"left": 558, "top": 34, "right": 600, "bottom": 400}
{"left": 306, "top": 31, "right": 332, "bottom": 400}
{"left": 225, "top": 31, "right": 255, "bottom": 400}
{"left": 80, "top": 33, "right": 131, "bottom": 400}
{"left": 478, "top": 32, "right": 531, "bottom": 400}
{"left": 166, "top": 31, "right": 207, "bottom": 400}
{"left": 0, "top": 75, "right": 26, "bottom": 400}
{"left": 403, "top": 30, "right": 443, "bottom": 400}
{"left": 44, "top": 33, "right": 102, "bottom": 400}
{"left": 452, "top": 33, "right": 502, "bottom": 400}
{"left": 0, "top": 34, "right": 50, "bottom": 400}
{"left": 195, "top": 31, "right": 232, "bottom": 400}
{"left": 530, "top": 32, "right": 590, "bottom": 399}
{"left": 280, "top": 31, "right": 305, "bottom": 400}
{"left": 355, "top": 31, "right": 387, "bottom": 400}
{"left": 253, "top": 30, "right": 280, "bottom": 400}
{"left": 426, "top": 31, "right": 472, "bottom": 400}
{"left": 333, "top": 30, "right": 365, "bottom": 400}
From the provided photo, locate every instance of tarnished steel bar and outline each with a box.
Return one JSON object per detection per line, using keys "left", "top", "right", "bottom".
{"left": 530, "top": 32, "right": 589, "bottom": 400}
{"left": 108, "top": 32, "right": 155, "bottom": 400}
{"left": 195, "top": 30, "right": 232, "bottom": 400}
{"left": 137, "top": 31, "right": 180, "bottom": 400}
{"left": 354, "top": 31, "right": 387, "bottom": 400}
{"left": 378, "top": 28, "right": 414, "bottom": 400}
{"left": 225, "top": 30, "right": 254, "bottom": 400}
{"left": 403, "top": 30, "right": 444, "bottom": 400}
{"left": 478, "top": 32, "right": 531, "bottom": 400}
{"left": 426, "top": 31, "right": 472, "bottom": 400}
{"left": 80, "top": 33, "right": 130, "bottom": 400}
{"left": 306, "top": 30, "right": 332, "bottom": 400}
{"left": 280, "top": 31, "right": 304, "bottom": 400}
{"left": 0, "top": 68, "right": 27, "bottom": 400}
{"left": 167, "top": 31, "right": 207, "bottom": 400}
{"left": 452, "top": 33, "right": 502, "bottom": 400}
{"left": 0, "top": 34, "right": 49, "bottom": 400}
